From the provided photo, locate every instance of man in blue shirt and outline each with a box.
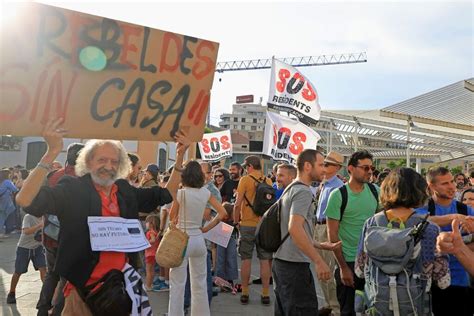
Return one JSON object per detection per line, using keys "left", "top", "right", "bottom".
{"left": 272, "top": 163, "right": 285, "bottom": 200}
{"left": 275, "top": 164, "right": 297, "bottom": 200}
{"left": 314, "top": 151, "right": 345, "bottom": 316}
{"left": 416, "top": 167, "right": 474, "bottom": 316}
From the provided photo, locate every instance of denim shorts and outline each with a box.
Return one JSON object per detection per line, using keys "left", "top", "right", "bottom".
{"left": 15, "top": 246, "right": 46, "bottom": 274}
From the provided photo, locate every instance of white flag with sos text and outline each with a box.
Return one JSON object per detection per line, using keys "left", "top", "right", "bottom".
{"left": 263, "top": 111, "right": 321, "bottom": 164}
{"left": 198, "top": 130, "right": 233, "bottom": 161}
{"left": 267, "top": 58, "right": 321, "bottom": 125}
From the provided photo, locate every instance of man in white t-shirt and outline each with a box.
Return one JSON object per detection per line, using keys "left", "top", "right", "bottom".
{"left": 7, "top": 214, "right": 46, "bottom": 304}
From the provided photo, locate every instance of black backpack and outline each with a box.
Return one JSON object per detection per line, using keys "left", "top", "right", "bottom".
{"left": 244, "top": 175, "right": 276, "bottom": 216}
{"left": 339, "top": 182, "right": 379, "bottom": 220}
{"left": 255, "top": 181, "right": 304, "bottom": 252}
{"left": 427, "top": 198, "right": 467, "bottom": 216}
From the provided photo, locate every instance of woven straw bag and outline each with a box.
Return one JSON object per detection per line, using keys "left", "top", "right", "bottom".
{"left": 155, "top": 190, "right": 189, "bottom": 268}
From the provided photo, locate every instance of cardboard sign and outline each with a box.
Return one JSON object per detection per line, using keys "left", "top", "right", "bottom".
{"left": 87, "top": 216, "right": 150, "bottom": 252}
{"left": 0, "top": 3, "right": 219, "bottom": 141}
{"left": 203, "top": 222, "right": 234, "bottom": 248}
{"left": 198, "top": 130, "right": 233, "bottom": 161}
{"left": 267, "top": 58, "right": 321, "bottom": 125}
{"left": 263, "top": 111, "right": 321, "bottom": 164}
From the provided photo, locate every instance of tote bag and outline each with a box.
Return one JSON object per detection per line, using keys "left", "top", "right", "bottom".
{"left": 155, "top": 190, "right": 189, "bottom": 268}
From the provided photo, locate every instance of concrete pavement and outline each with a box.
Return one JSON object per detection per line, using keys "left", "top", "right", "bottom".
{"left": 0, "top": 234, "right": 327, "bottom": 315}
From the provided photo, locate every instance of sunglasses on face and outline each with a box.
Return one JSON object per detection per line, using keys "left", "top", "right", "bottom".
{"left": 324, "top": 162, "right": 338, "bottom": 167}
{"left": 355, "top": 165, "right": 375, "bottom": 172}
{"left": 214, "top": 174, "right": 223, "bottom": 178}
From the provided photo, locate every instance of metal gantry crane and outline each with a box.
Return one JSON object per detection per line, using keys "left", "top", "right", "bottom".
{"left": 208, "top": 52, "right": 367, "bottom": 124}
{"left": 215, "top": 52, "right": 367, "bottom": 73}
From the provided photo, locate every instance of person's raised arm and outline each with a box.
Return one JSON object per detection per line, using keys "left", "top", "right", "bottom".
{"left": 165, "top": 131, "right": 190, "bottom": 201}
{"left": 201, "top": 196, "right": 226, "bottom": 233}
{"left": 16, "top": 119, "right": 66, "bottom": 208}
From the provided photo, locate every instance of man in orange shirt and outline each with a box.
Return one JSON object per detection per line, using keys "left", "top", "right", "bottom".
{"left": 233, "top": 155, "right": 273, "bottom": 306}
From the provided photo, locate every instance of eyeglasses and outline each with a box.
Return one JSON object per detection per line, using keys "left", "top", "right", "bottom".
{"left": 214, "top": 174, "right": 223, "bottom": 178}
{"left": 355, "top": 165, "right": 375, "bottom": 172}
{"left": 324, "top": 162, "right": 339, "bottom": 167}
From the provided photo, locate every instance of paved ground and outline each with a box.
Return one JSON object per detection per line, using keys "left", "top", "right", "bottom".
{"left": 0, "top": 234, "right": 326, "bottom": 315}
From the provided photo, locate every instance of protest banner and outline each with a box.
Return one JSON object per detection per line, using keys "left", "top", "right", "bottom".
{"left": 263, "top": 111, "right": 321, "bottom": 164}
{"left": 267, "top": 58, "right": 321, "bottom": 125}
{"left": 198, "top": 130, "right": 233, "bottom": 161}
{"left": 203, "top": 222, "right": 234, "bottom": 248}
{"left": 0, "top": 2, "right": 219, "bottom": 141}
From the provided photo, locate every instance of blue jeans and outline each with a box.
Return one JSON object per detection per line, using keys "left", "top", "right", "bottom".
{"left": 5, "top": 208, "right": 19, "bottom": 233}
{"left": 0, "top": 209, "right": 7, "bottom": 234}
{"left": 216, "top": 237, "right": 238, "bottom": 281}
{"left": 184, "top": 250, "right": 213, "bottom": 309}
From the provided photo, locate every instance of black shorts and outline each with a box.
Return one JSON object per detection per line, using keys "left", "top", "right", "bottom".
{"left": 14, "top": 246, "right": 46, "bottom": 274}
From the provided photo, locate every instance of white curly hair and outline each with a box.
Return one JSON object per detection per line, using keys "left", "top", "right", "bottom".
{"left": 75, "top": 139, "right": 131, "bottom": 181}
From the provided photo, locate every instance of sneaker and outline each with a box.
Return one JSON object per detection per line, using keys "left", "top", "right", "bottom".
{"left": 240, "top": 294, "right": 249, "bottom": 305}
{"left": 152, "top": 283, "right": 169, "bottom": 292}
{"left": 153, "top": 278, "right": 164, "bottom": 286}
{"left": 261, "top": 295, "right": 270, "bottom": 306}
{"left": 6, "top": 292, "right": 16, "bottom": 304}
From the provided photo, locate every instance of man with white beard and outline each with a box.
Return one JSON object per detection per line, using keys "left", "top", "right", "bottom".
{"left": 16, "top": 118, "right": 189, "bottom": 316}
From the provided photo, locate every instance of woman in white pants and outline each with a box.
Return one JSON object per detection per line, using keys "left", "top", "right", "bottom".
{"left": 168, "top": 161, "right": 226, "bottom": 316}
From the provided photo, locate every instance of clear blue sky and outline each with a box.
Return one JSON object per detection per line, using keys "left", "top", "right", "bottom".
{"left": 19, "top": 1, "right": 474, "bottom": 124}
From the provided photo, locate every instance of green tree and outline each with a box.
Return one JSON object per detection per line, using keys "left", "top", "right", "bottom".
{"left": 386, "top": 158, "right": 415, "bottom": 169}
{"left": 450, "top": 166, "right": 463, "bottom": 175}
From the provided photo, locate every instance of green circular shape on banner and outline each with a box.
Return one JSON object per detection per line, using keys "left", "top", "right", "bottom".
{"left": 79, "top": 46, "right": 107, "bottom": 71}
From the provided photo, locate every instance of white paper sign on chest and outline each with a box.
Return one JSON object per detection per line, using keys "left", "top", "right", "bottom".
{"left": 87, "top": 216, "right": 150, "bottom": 252}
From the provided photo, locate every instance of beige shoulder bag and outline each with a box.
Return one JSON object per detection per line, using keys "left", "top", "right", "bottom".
{"left": 155, "top": 190, "right": 189, "bottom": 268}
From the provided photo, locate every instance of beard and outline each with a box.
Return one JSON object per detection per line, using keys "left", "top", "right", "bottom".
{"left": 230, "top": 172, "right": 239, "bottom": 180}
{"left": 435, "top": 191, "right": 455, "bottom": 200}
{"left": 91, "top": 167, "right": 117, "bottom": 187}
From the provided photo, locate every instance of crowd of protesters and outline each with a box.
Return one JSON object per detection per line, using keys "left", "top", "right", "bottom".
{"left": 1, "top": 119, "right": 474, "bottom": 316}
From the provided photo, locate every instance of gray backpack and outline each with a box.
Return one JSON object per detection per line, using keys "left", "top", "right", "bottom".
{"left": 363, "top": 212, "right": 430, "bottom": 316}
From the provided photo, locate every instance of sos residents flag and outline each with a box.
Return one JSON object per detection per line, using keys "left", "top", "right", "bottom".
{"left": 198, "top": 130, "right": 233, "bottom": 161}
{"left": 263, "top": 111, "right": 321, "bottom": 164}
{"left": 267, "top": 58, "right": 321, "bottom": 125}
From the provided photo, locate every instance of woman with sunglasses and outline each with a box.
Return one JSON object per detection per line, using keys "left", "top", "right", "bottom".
{"left": 213, "top": 168, "right": 230, "bottom": 191}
